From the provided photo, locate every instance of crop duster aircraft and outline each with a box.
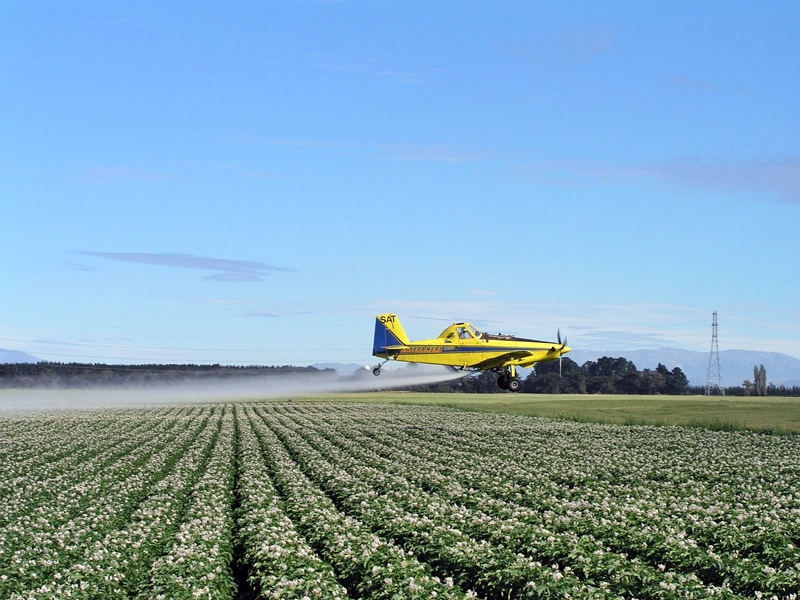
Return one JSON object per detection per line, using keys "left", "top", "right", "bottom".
{"left": 372, "top": 313, "right": 570, "bottom": 392}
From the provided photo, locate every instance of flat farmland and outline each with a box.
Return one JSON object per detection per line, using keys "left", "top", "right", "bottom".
{"left": 311, "top": 393, "right": 800, "bottom": 434}
{"left": 2, "top": 402, "right": 799, "bottom": 599}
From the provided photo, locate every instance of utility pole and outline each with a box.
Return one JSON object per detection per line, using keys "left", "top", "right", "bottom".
{"left": 705, "top": 311, "right": 725, "bottom": 396}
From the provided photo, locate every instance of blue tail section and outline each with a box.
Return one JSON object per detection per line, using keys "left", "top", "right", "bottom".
{"left": 372, "top": 314, "right": 408, "bottom": 356}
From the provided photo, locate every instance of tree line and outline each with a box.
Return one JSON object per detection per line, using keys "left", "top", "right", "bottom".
{"left": 408, "top": 356, "right": 800, "bottom": 396}
{"left": 0, "top": 362, "right": 330, "bottom": 389}
{"left": 5, "top": 359, "right": 797, "bottom": 396}
{"left": 414, "top": 359, "right": 800, "bottom": 396}
{"left": 411, "top": 356, "right": 691, "bottom": 394}
{"left": 700, "top": 384, "right": 800, "bottom": 397}
{"left": 688, "top": 364, "right": 800, "bottom": 397}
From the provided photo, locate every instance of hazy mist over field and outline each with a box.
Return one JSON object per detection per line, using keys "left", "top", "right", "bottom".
{"left": 0, "top": 364, "right": 464, "bottom": 411}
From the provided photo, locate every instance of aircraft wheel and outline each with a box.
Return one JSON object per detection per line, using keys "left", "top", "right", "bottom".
{"left": 372, "top": 367, "right": 381, "bottom": 376}
{"left": 497, "top": 375, "right": 509, "bottom": 390}
{"left": 507, "top": 377, "right": 521, "bottom": 392}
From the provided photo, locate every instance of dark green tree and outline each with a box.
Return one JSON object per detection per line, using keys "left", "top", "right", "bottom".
{"left": 647, "top": 363, "right": 690, "bottom": 395}
{"left": 666, "top": 365, "right": 689, "bottom": 395}
{"left": 583, "top": 357, "right": 640, "bottom": 394}
{"left": 640, "top": 368, "right": 666, "bottom": 394}
{"left": 523, "top": 357, "right": 584, "bottom": 393}
{"left": 461, "top": 371, "right": 503, "bottom": 393}
{"left": 754, "top": 364, "right": 768, "bottom": 396}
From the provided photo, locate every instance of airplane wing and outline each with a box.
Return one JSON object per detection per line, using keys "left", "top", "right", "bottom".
{"left": 471, "top": 351, "right": 534, "bottom": 371}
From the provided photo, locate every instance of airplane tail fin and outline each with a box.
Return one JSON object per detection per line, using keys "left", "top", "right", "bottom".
{"left": 373, "top": 314, "right": 409, "bottom": 356}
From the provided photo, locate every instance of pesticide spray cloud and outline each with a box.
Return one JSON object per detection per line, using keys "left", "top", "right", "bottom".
{"left": 0, "top": 364, "right": 467, "bottom": 411}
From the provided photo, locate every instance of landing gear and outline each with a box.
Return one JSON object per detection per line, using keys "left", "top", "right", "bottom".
{"left": 496, "top": 366, "right": 521, "bottom": 392}
{"left": 372, "top": 360, "right": 388, "bottom": 376}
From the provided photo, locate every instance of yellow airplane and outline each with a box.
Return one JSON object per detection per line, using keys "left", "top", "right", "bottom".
{"left": 372, "top": 313, "right": 570, "bottom": 392}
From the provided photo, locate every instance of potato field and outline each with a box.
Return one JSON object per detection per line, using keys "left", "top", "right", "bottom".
{"left": 1, "top": 402, "right": 799, "bottom": 599}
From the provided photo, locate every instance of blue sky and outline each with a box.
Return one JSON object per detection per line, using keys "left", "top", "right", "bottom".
{"left": 2, "top": 1, "right": 799, "bottom": 365}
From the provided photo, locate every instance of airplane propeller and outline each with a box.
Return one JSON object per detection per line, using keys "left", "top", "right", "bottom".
{"left": 557, "top": 329, "right": 567, "bottom": 377}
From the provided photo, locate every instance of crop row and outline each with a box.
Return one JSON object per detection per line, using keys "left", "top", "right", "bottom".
{"left": 276, "top": 404, "right": 798, "bottom": 594}
{"left": 257, "top": 403, "right": 799, "bottom": 598}
{"left": 5, "top": 408, "right": 217, "bottom": 599}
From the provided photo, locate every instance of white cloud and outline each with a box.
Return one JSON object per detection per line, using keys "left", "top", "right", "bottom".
{"left": 77, "top": 251, "right": 293, "bottom": 282}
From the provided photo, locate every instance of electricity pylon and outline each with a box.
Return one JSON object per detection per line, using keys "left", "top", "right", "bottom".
{"left": 704, "top": 311, "right": 725, "bottom": 396}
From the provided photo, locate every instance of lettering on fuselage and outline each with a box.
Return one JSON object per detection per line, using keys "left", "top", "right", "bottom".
{"left": 399, "top": 346, "right": 443, "bottom": 354}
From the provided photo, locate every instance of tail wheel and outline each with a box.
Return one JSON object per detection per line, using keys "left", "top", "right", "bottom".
{"left": 507, "top": 377, "right": 521, "bottom": 392}
{"left": 372, "top": 367, "right": 381, "bottom": 376}
{"left": 497, "top": 375, "right": 509, "bottom": 390}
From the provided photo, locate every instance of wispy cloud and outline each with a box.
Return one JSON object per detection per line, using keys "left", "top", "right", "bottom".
{"left": 245, "top": 309, "right": 279, "bottom": 318}
{"left": 77, "top": 252, "right": 293, "bottom": 282}
{"left": 230, "top": 132, "right": 798, "bottom": 202}
{"left": 467, "top": 289, "right": 497, "bottom": 297}
{"left": 517, "top": 155, "right": 800, "bottom": 203}
{"left": 654, "top": 156, "right": 800, "bottom": 203}
{"left": 377, "top": 143, "right": 483, "bottom": 163}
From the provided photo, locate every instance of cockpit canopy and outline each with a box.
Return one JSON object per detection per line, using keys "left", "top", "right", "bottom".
{"left": 439, "top": 322, "right": 483, "bottom": 341}
{"left": 438, "top": 322, "right": 531, "bottom": 343}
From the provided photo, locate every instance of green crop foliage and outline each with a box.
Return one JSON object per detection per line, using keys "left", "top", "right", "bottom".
{"left": 2, "top": 402, "right": 799, "bottom": 599}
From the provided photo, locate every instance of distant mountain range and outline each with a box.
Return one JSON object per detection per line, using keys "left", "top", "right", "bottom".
{"left": 567, "top": 349, "right": 800, "bottom": 387}
{"left": 315, "top": 349, "right": 800, "bottom": 388}
{"left": 0, "top": 348, "right": 40, "bottom": 364}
